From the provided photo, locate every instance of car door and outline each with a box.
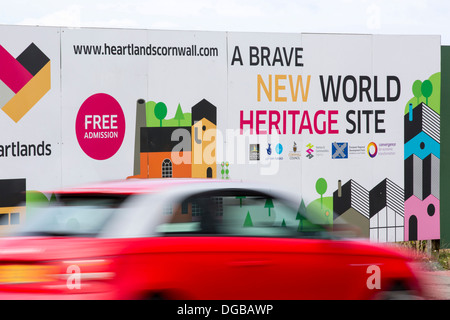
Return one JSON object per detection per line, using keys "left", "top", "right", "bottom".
{"left": 208, "top": 191, "right": 336, "bottom": 300}
{"left": 150, "top": 189, "right": 343, "bottom": 300}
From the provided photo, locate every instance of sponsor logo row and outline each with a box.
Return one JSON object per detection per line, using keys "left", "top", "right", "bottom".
{"left": 249, "top": 141, "right": 397, "bottom": 161}
{"left": 250, "top": 142, "right": 301, "bottom": 161}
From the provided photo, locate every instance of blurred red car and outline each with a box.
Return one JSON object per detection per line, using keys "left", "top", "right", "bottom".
{"left": 0, "top": 179, "right": 426, "bottom": 299}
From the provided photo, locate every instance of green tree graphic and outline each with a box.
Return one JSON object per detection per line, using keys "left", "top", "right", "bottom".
{"left": 243, "top": 211, "right": 253, "bottom": 227}
{"left": 315, "top": 178, "right": 327, "bottom": 209}
{"left": 154, "top": 102, "right": 167, "bottom": 127}
{"left": 412, "top": 80, "right": 422, "bottom": 105}
{"left": 421, "top": 80, "right": 433, "bottom": 105}
{"left": 236, "top": 195, "right": 246, "bottom": 207}
{"left": 296, "top": 199, "right": 307, "bottom": 231}
{"left": 404, "top": 73, "right": 440, "bottom": 115}
{"left": 174, "top": 103, "right": 185, "bottom": 126}
{"left": 264, "top": 198, "right": 274, "bottom": 216}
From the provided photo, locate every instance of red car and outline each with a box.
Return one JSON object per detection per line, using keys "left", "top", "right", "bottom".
{"left": 0, "top": 179, "right": 427, "bottom": 299}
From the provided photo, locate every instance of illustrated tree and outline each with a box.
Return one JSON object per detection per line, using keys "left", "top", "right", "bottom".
{"left": 421, "top": 80, "right": 433, "bottom": 105}
{"left": 154, "top": 102, "right": 167, "bottom": 127}
{"left": 243, "top": 211, "right": 253, "bottom": 227}
{"left": 296, "top": 199, "right": 307, "bottom": 231}
{"left": 225, "top": 162, "right": 230, "bottom": 179}
{"left": 174, "top": 103, "right": 184, "bottom": 126}
{"left": 412, "top": 80, "right": 422, "bottom": 105}
{"left": 221, "top": 162, "right": 230, "bottom": 179}
{"left": 236, "top": 195, "right": 246, "bottom": 207}
{"left": 315, "top": 178, "right": 327, "bottom": 209}
{"left": 264, "top": 198, "right": 274, "bottom": 216}
{"left": 50, "top": 192, "right": 57, "bottom": 203}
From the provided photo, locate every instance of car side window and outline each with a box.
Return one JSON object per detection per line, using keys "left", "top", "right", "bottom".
{"left": 155, "top": 195, "right": 221, "bottom": 234}
{"left": 155, "top": 189, "right": 326, "bottom": 238}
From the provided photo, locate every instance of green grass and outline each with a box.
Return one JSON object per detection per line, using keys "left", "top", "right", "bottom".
{"left": 404, "top": 72, "right": 440, "bottom": 115}
{"left": 146, "top": 101, "right": 191, "bottom": 127}
{"left": 305, "top": 196, "right": 333, "bottom": 225}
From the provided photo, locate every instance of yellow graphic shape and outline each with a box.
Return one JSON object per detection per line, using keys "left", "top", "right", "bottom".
{"left": 191, "top": 118, "right": 216, "bottom": 178}
{"left": 1, "top": 61, "right": 51, "bottom": 123}
{"left": 0, "top": 206, "right": 25, "bottom": 236}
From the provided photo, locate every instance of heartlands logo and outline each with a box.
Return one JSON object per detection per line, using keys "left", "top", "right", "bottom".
{"left": 0, "top": 43, "right": 51, "bottom": 122}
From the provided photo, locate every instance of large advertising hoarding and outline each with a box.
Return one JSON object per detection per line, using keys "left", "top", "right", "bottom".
{"left": 0, "top": 25, "right": 442, "bottom": 242}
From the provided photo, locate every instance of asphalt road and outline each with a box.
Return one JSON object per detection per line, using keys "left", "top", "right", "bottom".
{"left": 422, "top": 271, "right": 450, "bottom": 300}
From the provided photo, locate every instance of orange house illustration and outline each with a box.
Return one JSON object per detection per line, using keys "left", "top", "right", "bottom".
{"left": 0, "top": 178, "right": 26, "bottom": 235}
{"left": 128, "top": 99, "right": 217, "bottom": 179}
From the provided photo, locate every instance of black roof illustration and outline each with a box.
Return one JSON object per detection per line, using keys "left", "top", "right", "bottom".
{"left": 404, "top": 102, "right": 440, "bottom": 143}
{"left": 191, "top": 99, "right": 216, "bottom": 125}
{"left": 0, "top": 178, "right": 26, "bottom": 207}
{"left": 140, "top": 127, "right": 191, "bottom": 153}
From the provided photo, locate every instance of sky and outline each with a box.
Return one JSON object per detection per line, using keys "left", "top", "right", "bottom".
{"left": 2, "top": 0, "right": 450, "bottom": 44}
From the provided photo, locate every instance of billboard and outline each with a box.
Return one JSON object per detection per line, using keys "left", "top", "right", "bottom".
{"left": 0, "top": 25, "right": 442, "bottom": 242}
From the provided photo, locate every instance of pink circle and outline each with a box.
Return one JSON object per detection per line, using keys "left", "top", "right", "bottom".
{"left": 75, "top": 93, "right": 126, "bottom": 160}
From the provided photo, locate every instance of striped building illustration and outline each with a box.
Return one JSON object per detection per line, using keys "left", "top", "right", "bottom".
{"left": 404, "top": 102, "right": 440, "bottom": 241}
{"left": 333, "top": 179, "right": 370, "bottom": 238}
{"left": 369, "top": 179, "right": 404, "bottom": 242}
{"left": 333, "top": 178, "right": 404, "bottom": 241}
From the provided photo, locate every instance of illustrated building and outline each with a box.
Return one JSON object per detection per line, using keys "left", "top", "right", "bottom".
{"left": 369, "top": 179, "right": 404, "bottom": 242}
{"left": 138, "top": 126, "right": 192, "bottom": 178}
{"left": 404, "top": 102, "right": 440, "bottom": 240}
{"left": 128, "top": 98, "right": 217, "bottom": 179}
{"left": 332, "top": 101, "right": 440, "bottom": 242}
{"left": 0, "top": 178, "right": 26, "bottom": 235}
{"left": 333, "top": 179, "right": 370, "bottom": 238}
{"left": 333, "top": 178, "right": 404, "bottom": 242}
{"left": 191, "top": 99, "right": 217, "bottom": 178}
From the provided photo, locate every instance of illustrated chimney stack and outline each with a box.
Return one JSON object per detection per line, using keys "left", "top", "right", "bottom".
{"left": 338, "top": 180, "right": 342, "bottom": 198}
{"left": 133, "top": 99, "right": 147, "bottom": 176}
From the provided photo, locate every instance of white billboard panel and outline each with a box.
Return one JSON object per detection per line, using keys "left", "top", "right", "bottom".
{"left": 0, "top": 25, "right": 61, "bottom": 191}
{"left": 0, "top": 25, "right": 441, "bottom": 241}
{"left": 226, "top": 32, "right": 304, "bottom": 195}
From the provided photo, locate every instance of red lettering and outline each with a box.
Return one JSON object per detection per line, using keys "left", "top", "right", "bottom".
{"left": 287, "top": 110, "right": 300, "bottom": 134}
{"left": 240, "top": 110, "right": 253, "bottom": 134}
{"left": 328, "top": 110, "right": 339, "bottom": 134}
{"left": 256, "top": 110, "right": 267, "bottom": 134}
{"left": 299, "top": 110, "right": 313, "bottom": 134}
{"left": 313, "top": 110, "right": 326, "bottom": 134}
{"left": 268, "top": 110, "right": 281, "bottom": 134}
{"left": 239, "top": 109, "right": 339, "bottom": 135}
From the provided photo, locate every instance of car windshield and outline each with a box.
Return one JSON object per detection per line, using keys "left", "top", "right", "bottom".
{"left": 154, "top": 189, "right": 333, "bottom": 239}
{"left": 14, "top": 194, "right": 127, "bottom": 237}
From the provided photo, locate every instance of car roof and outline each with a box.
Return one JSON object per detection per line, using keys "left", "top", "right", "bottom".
{"left": 52, "top": 178, "right": 240, "bottom": 196}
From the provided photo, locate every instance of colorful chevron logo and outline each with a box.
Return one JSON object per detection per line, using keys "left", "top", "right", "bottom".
{"left": 0, "top": 43, "right": 50, "bottom": 122}
{"left": 306, "top": 143, "right": 314, "bottom": 159}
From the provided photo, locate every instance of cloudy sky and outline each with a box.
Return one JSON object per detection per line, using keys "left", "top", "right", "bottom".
{"left": 2, "top": 0, "right": 450, "bottom": 43}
